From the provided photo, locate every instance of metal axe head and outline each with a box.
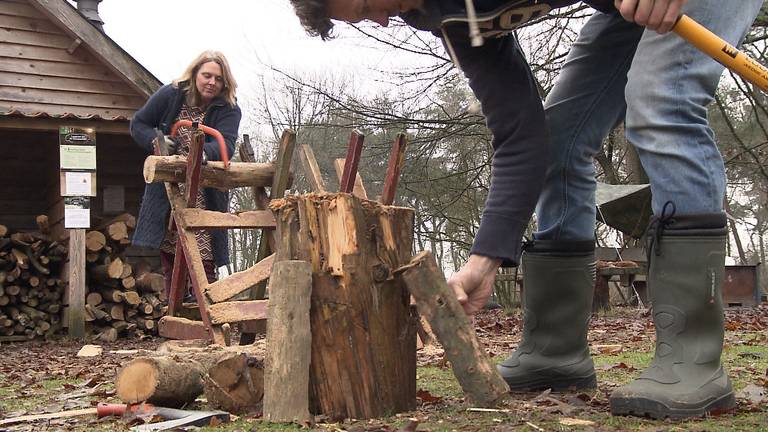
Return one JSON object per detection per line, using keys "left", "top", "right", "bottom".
{"left": 129, "top": 409, "right": 230, "bottom": 432}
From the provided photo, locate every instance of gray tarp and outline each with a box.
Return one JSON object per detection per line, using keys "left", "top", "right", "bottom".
{"left": 595, "top": 183, "right": 651, "bottom": 239}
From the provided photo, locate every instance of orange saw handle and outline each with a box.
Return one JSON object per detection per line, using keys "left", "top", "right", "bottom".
{"left": 169, "top": 120, "right": 230, "bottom": 168}
{"left": 673, "top": 14, "right": 768, "bottom": 93}
{"left": 96, "top": 403, "right": 155, "bottom": 417}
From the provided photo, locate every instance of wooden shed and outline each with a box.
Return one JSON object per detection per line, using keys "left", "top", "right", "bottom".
{"left": 0, "top": 0, "right": 160, "bottom": 238}
{"left": 0, "top": 0, "right": 162, "bottom": 338}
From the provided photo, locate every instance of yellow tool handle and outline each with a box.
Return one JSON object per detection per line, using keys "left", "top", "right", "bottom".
{"left": 673, "top": 14, "right": 768, "bottom": 93}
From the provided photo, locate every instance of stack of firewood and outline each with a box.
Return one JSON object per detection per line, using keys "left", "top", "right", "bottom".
{"left": 83, "top": 214, "right": 167, "bottom": 342}
{"left": 0, "top": 218, "right": 68, "bottom": 341}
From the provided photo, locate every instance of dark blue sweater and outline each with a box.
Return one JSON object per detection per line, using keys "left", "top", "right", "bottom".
{"left": 130, "top": 84, "right": 242, "bottom": 267}
{"left": 402, "top": 1, "right": 612, "bottom": 265}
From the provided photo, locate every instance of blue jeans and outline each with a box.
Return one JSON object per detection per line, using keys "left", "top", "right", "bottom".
{"left": 535, "top": 1, "right": 763, "bottom": 241}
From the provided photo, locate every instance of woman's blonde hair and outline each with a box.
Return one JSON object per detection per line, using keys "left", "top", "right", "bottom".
{"left": 173, "top": 50, "right": 238, "bottom": 107}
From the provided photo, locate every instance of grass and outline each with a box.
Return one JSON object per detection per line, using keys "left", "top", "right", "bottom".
{"left": 1, "top": 319, "right": 766, "bottom": 431}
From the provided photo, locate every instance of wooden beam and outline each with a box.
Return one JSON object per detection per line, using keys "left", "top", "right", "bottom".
{"left": 67, "top": 229, "right": 86, "bottom": 338}
{"left": 143, "top": 156, "right": 279, "bottom": 189}
{"left": 208, "top": 300, "right": 268, "bottom": 324}
{"left": 339, "top": 130, "right": 365, "bottom": 193}
{"left": 299, "top": 144, "right": 326, "bottom": 193}
{"left": 158, "top": 316, "right": 210, "bottom": 341}
{"left": 206, "top": 254, "right": 275, "bottom": 304}
{"left": 381, "top": 133, "right": 408, "bottom": 205}
{"left": 334, "top": 158, "right": 368, "bottom": 199}
{"left": 26, "top": 0, "right": 161, "bottom": 98}
{"left": 178, "top": 209, "right": 276, "bottom": 230}
{"left": 396, "top": 251, "right": 509, "bottom": 407}
{"left": 252, "top": 130, "right": 295, "bottom": 299}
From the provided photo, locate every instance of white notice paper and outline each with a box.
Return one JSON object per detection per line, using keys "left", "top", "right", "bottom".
{"left": 65, "top": 172, "right": 92, "bottom": 196}
{"left": 64, "top": 208, "right": 90, "bottom": 228}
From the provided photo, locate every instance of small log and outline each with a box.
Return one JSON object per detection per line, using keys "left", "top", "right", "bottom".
{"left": 121, "top": 290, "right": 141, "bottom": 306}
{"left": 100, "top": 288, "right": 125, "bottom": 303}
{"left": 396, "top": 251, "right": 509, "bottom": 407}
{"left": 115, "top": 347, "right": 262, "bottom": 408}
{"left": 85, "top": 304, "right": 111, "bottom": 322}
{"left": 144, "top": 156, "right": 279, "bottom": 189}
{"left": 85, "top": 231, "right": 106, "bottom": 253}
{"left": 120, "top": 263, "right": 133, "bottom": 279}
{"left": 204, "top": 352, "right": 264, "bottom": 414}
{"left": 115, "top": 355, "right": 210, "bottom": 407}
{"left": 134, "top": 318, "right": 155, "bottom": 331}
{"left": 96, "top": 327, "right": 118, "bottom": 342}
{"left": 143, "top": 293, "right": 161, "bottom": 309}
{"left": 264, "top": 260, "right": 312, "bottom": 423}
{"left": 104, "top": 221, "right": 128, "bottom": 242}
{"left": 86, "top": 292, "right": 103, "bottom": 307}
{"left": 95, "top": 213, "right": 136, "bottom": 231}
{"left": 91, "top": 258, "right": 124, "bottom": 282}
{"left": 103, "top": 303, "right": 125, "bottom": 321}
{"left": 135, "top": 271, "right": 164, "bottom": 293}
{"left": 36, "top": 215, "right": 50, "bottom": 235}
{"left": 0, "top": 224, "right": 7, "bottom": 237}
{"left": 121, "top": 276, "right": 136, "bottom": 291}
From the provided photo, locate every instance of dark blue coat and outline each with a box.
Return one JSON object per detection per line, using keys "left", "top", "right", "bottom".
{"left": 130, "top": 84, "right": 242, "bottom": 267}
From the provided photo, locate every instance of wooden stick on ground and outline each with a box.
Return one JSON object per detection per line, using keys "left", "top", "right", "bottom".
{"left": 395, "top": 250, "right": 509, "bottom": 407}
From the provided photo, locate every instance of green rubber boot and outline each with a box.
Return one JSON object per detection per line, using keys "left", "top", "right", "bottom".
{"left": 610, "top": 212, "right": 735, "bottom": 419}
{"left": 497, "top": 240, "right": 597, "bottom": 392}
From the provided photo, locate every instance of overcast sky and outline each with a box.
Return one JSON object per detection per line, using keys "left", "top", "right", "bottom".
{"left": 93, "top": 1, "right": 425, "bottom": 101}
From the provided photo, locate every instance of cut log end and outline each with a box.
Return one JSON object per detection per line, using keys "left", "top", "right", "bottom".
{"left": 115, "top": 359, "right": 159, "bottom": 404}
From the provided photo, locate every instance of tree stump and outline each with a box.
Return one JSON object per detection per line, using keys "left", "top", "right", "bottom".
{"left": 271, "top": 193, "right": 417, "bottom": 420}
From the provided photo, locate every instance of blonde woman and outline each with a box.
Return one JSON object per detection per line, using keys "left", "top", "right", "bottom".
{"left": 130, "top": 50, "right": 241, "bottom": 299}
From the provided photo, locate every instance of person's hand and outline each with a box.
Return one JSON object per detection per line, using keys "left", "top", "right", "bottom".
{"left": 164, "top": 135, "right": 180, "bottom": 155}
{"left": 614, "top": 0, "right": 687, "bottom": 34}
{"left": 447, "top": 254, "right": 502, "bottom": 316}
{"left": 153, "top": 134, "right": 179, "bottom": 155}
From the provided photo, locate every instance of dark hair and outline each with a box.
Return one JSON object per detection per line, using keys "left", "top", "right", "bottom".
{"left": 289, "top": 0, "right": 335, "bottom": 40}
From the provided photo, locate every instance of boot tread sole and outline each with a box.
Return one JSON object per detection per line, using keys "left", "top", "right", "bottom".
{"left": 610, "top": 392, "right": 736, "bottom": 420}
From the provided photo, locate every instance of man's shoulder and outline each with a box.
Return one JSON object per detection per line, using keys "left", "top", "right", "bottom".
{"left": 402, "top": 0, "right": 605, "bottom": 34}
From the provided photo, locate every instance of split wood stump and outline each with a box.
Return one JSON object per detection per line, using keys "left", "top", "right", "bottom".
{"left": 396, "top": 251, "right": 509, "bottom": 407}
{"left": 272, "top": 193, "right": 417, "bottom": 420}
{"left": 263, "top": 260, "right": 312, "bottom": 424}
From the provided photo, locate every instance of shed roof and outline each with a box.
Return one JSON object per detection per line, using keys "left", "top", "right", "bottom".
{"left": 0, "top": 0, "right": 162, "bottom": 123}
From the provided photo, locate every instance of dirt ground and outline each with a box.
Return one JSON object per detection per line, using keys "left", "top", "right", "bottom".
{"left": 0, "top": 305, "right": 766, "bottom": 431}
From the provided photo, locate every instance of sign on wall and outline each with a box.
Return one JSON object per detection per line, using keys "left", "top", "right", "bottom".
{"left": 59, "top": 126, "right": 96, "bottom": 228}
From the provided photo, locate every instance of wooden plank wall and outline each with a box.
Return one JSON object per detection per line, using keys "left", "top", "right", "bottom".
{"left": 0, "top": 0, "right": 146, "bottom": 118}
{"left": 0, "top": 129, "right": 147, "bottom": 239}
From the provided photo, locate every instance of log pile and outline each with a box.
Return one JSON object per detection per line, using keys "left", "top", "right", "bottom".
{"left": 83, "top": 214, "right": 167, "bottom": 341}
{"left": 0, "top": 219, "right": 68, "bottom": 341}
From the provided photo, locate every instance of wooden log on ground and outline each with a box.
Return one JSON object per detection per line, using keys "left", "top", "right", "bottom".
{"left": 203, "top": 352, "right": 264, "bottom": 414}
{"left": 264, "top": 260, "right": 312, "bottom": 423}
{"left": 116, "top": 349, "right": 264, "bottom": 409}
{"left": 273, "top": 193, "right": 416, "bottom": 420}
{"left": 144, "top": 156, "right": 278, "bottom": 189}
{"left": 115, "top": 356, "right": 206, "bottom": 407}
{"left": 396, "top": 251, "right": 509, "bottom": 407}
